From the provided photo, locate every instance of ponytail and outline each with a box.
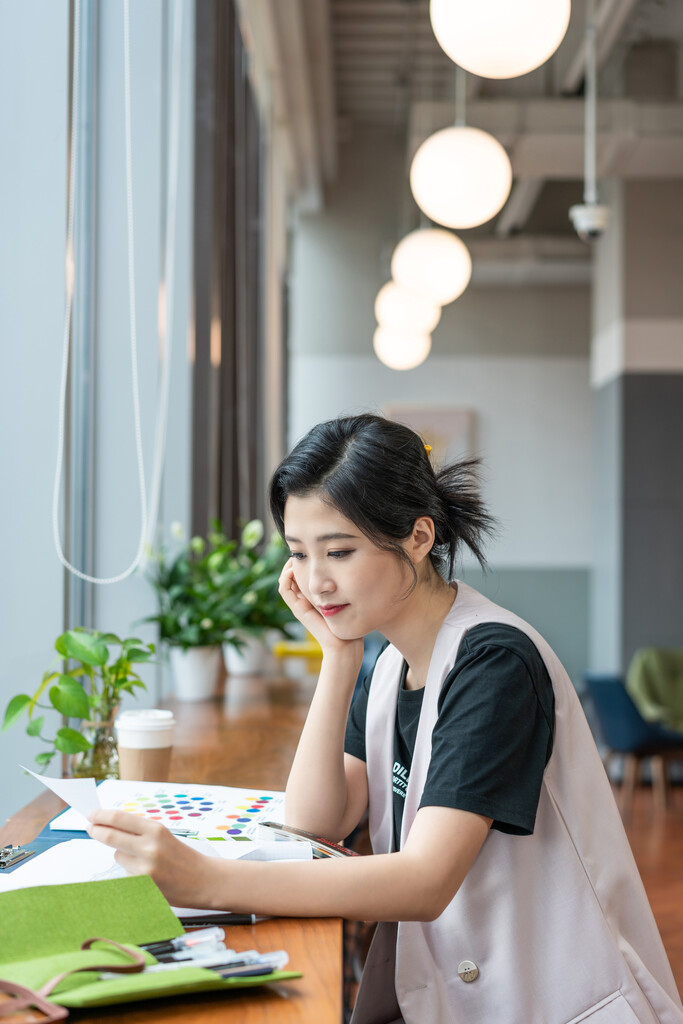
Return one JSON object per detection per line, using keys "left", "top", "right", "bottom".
{"left": 433, "top": 458, "right": 496, "bottom": 577}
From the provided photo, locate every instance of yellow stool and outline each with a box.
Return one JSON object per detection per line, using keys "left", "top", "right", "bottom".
{"left": 272, "top": 634, "right": 323, "bottom": 675}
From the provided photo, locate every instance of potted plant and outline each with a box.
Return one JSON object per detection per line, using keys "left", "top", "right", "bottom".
{"left": 1, "top": 628, "right": 154, "bottom": 779}
{"left": 144, "top": 525, "right": 234, "bottom": 700}
{"left": 209, "top": 519, "right": 295, "bottom": 675}
{"left": 145, "top": 521, "right": 295, "bottom": 689}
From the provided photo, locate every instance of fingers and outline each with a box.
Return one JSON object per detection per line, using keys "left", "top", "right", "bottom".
{"left": 88, "top": 808, "right": 153, "bottom": 835}
{"left": 86, "top": 809, "right": 164, "bottom": 857}
{"left": 278, "top": 558, "right": 298, "bottom": 598}
{"left": 278, "top": 559, "right": 315, "bottom": 616}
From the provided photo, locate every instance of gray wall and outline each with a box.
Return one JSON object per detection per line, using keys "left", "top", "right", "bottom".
{"left": 622, "top": 374, "right": 683, "bottom": 666}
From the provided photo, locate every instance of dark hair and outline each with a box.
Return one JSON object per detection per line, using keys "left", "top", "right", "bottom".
{"left": 268, "top": 413, "right": 495, "bottom": 581}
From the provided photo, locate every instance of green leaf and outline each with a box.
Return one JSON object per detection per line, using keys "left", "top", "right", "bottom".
{"left": 98, "top": 633, "right": 121, "bottom": 645}
{"left": 31, "top": 671, "right": 60, "bottom": 707}
{"left": 2, "top": 694, "right": 31, "bottom": 731}
{"left": 55, "top": 727, "right": 93, "bottom": 754}
{"left": 126, "top": 648, "right": 153, "bottom": 663}
{"left": 122, "top": 638, "right": 144, "bottom": 651}
{"left": 49, "top": 677, "right": 90, "bottom": 719}
{"left": 26, "top": 716, "right": 44, "bottom": 737}
{"left": 61, "top": 630, "right": 108, "bottom": 667}
{"left": 35, "top": 751, "right": 55, "bottom": 767}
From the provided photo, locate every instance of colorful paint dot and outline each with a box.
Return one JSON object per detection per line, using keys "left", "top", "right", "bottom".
{"left": 188, "top": 812, "right": 202, "bottom": 817}
{"left": 227, "top": 829, "right": 242, "bottom": 835}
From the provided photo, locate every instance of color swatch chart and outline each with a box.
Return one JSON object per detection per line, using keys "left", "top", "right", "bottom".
{"left": 51, "top": 780, "right": 286, "bottom": 842}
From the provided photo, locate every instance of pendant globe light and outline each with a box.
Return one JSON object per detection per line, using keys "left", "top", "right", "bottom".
{"left": 410, "top": 124, "right": 512, "bottom": 229}
{"left": 430, "top": 0, "right": 571, "bottom": 80}
{"left": 409, "top": 66, "right": 512, "bottom": 229}
{"left": 373, "top": 326, "right": 432, "bottom": 371}
{"left": 391, "top": 228, "right": 472, "bottom": 306}
{"left": 375, "top": 281, "right": 441, "bottom": 333}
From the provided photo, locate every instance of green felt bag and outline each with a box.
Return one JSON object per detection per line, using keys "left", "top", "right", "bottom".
{"left": 0, "top": 875, "right": 300, "bottom": 1011}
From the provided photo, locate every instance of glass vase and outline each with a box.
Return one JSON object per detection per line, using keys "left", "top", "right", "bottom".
{"left": 71, "top": 714, "right": 120, "bottom": 780}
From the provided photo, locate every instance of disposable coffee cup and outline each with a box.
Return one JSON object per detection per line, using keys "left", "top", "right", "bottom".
{"left": 115, "top": 709, "right": 176, "bottom": 782}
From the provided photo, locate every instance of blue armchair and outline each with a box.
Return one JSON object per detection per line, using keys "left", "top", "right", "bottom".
{"left": 583, "top": 672, "right": 683, "bottom": 822}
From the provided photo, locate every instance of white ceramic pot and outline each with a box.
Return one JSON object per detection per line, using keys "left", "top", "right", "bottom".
{"left": 222, "top": 634, "right": 267, "bottom": 676}
{"left": 170, "top": 645, "right": 222, "bottom": 701}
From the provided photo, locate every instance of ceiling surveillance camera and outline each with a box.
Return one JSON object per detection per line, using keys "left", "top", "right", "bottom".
{"left": 569, "top": 203, "right": 610, "bottom": 243}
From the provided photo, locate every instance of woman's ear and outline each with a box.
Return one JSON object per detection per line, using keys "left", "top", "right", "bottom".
{"left": 408, "top": 516, "right": 436, "bottom": 565}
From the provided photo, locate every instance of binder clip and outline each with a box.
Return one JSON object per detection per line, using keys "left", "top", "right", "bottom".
{"left": 0, "top": 844, "right": 35, "bottom": 869}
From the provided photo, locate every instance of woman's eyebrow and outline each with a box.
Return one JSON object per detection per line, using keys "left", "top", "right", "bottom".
{"left": 284, "top": 532, "right": 359, "bottom": 543}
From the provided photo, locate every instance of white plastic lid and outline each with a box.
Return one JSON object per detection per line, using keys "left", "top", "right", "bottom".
{"left": 115, "top": 709, "right": 176, "bottom": 732}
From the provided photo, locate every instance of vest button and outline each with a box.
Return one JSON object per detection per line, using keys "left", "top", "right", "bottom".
{"left": 457, "top": 960, "right": 479, "bottom": 983}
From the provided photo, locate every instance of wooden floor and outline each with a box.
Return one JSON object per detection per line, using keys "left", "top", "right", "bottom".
{"left": 622, "top": 782, "right": 683, "bottom": 995}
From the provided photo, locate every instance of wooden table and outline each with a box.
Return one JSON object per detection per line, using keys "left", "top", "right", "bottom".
{"left": 0, "top": 672, "right": 343, "bottom": 1024}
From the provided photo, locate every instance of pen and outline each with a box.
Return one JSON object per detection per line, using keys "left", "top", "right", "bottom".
{"left": 151, "top": 946, "right": 225, "bottom": 964}
{"left": 177, "top": 914, "right": 271, "bottom": 926}
{"left": 222, "top": 914, "right": 270, "bottom": 926}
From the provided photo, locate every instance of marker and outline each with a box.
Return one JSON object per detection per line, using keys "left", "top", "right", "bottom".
{"left": 141, "top": 925, "right": 225, "bottom": 956}
{"left": 101, "top": 949, "right": 289, "bottom": 981}
{"left": 142, "top": 950, "right": 288, "bottom": 974}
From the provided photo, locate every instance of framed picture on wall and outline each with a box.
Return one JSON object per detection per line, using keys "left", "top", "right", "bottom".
{"left": 384, "top": 406, "right": 476, "bottom": 462}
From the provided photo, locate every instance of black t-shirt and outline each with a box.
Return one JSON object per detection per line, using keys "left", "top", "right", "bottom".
{"left": 344, "top": 622, "right": 555, "bottom": 849}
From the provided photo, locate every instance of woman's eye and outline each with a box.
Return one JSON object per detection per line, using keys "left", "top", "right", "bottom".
{"left": 329, "top": 549, "right": 353, "bottom": 559}
{"left": 289, "top": 551, "right": 305, "bottom": 560}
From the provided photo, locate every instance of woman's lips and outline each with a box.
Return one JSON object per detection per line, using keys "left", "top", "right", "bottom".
{"left": 318, "top": 604, "right": 349, "bottom": 617}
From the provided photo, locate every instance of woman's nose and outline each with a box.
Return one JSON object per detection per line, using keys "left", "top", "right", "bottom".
{"left": 308, "top": 561, "right": 335, "bottom": 596}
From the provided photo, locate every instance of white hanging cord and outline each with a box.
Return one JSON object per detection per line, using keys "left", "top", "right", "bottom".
{"left": 454, "top": 65, "right": 466, "bottom": 128}
{"left": 52, "top": 0, "right": 148, "bottom": 584}
{"left": 583, "top": 0, "right": 598, "bottom": 205}
{"left": 142, "top": 0, "right": 183, "bottom": 565}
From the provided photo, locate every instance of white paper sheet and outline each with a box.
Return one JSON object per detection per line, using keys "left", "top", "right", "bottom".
{"left": 21, "top": 766, "right": 99, "bottom": 827}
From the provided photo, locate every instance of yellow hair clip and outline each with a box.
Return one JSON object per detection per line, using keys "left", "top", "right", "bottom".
{"left": 424, "top": 444, "right": 432, "bottom": 455}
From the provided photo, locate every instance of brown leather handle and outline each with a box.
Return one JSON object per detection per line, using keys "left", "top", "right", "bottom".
{"left": 0, "top": 981, "right": 69, "bottom": 1021}
{"left": 37, "top": 936, "right": 146, "bottom": 999}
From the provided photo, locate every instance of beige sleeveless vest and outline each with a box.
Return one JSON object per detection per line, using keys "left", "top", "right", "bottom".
{"left": 354, "top": 583, "right": 682, "bottom": 1024}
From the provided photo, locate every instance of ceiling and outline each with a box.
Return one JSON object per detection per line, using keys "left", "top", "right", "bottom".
{"left": 243, "top": 0, "right": 683, "bottom": 281}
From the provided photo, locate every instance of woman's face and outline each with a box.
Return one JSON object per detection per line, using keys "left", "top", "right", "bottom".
{"left": 283, "top": 492, "right": 415, "bottom": 640}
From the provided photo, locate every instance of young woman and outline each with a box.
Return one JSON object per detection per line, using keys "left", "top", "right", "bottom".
{"left": 89, "top": 414, "right": 682, "bottom": 1024}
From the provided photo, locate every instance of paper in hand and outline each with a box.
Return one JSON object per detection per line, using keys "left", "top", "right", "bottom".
{"left": 20, "top": 766, "right": 99, "bottom": 827}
